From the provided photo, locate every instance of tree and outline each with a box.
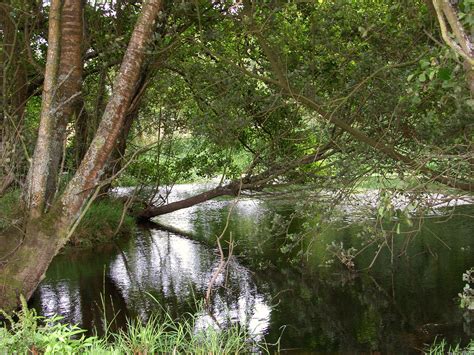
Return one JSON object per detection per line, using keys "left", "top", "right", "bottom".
{"left": 432, "top": 0, "right": 473, "bottom": 95}
{"left": 0, "top": 0, "right": 163, "bottom": 312}
{"left": 1, "top": 0, "right": 472, "bottom": 312}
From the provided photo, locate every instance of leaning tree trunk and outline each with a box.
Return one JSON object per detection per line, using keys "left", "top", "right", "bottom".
{"left": 45, "top": 0, "right": 85, "bottom": 206}
{"left": 25, "top": 0, "right": 62, "bottom": 219}
{"left": 0, "top": 0, "right": 163, "bottom": 313}
{"left": 138, "top": 147, "right": 335, "bottom": 219}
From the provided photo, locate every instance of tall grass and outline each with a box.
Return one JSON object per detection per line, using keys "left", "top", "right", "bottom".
{"left": 0, "top": 297, "right": 266, "bottom": 354}
{"left": 427, "top": 338, "right": 474, "bottom": 355}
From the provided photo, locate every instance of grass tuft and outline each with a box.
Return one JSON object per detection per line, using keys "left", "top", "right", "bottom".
{"left": 0, "top": 298, "right": 264, "bottom": 354}
{"left": 427, "top": 338, "right": 474, "bottom": 354}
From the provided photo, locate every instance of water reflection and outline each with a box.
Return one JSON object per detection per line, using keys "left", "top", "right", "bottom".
{"left": 31, "top": 184, "right": 474, "bottom": 352}
{"left": 31, "top": 228, "right": 271, "bottom": 340}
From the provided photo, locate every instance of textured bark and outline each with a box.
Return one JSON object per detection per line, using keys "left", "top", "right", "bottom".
{"left": 0, "top": 0, "right": 163, "bottom": 313}
{"left": 58, "top": 0, "right": 163, "bottom": 229}
{"left": 45, "top": 0, "right": 85, "bottom": 205}
{"left": 25, "top": 0, "right": 62, "bottom": 218}
{"left": 0, "top": 225, "right": 64, "bottom": 313}
{"left": 432, "top": 0, "right": 474, "bottom": 95}
{"left": 139, "top": 185, "right": 236, "bottom": 219}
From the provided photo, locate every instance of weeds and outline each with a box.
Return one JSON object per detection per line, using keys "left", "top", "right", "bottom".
{"left": 427, "top": 338, "right": 474, "bottom": 354}
{"left": 0, "top": 297, "right": 264, "bottom": 354}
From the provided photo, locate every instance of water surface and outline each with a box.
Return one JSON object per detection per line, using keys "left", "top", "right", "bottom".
{"left": 31, "top": 185, "right": 474, "bottom": 352}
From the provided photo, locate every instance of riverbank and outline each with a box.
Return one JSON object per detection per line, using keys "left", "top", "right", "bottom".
{"left": 0, "top": 190, "right": 136, "bottom": 249}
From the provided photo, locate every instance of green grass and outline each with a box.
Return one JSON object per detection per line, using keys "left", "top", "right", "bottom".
{"left": 0, "top": 191, "right": 135, "bottom": 247}
{"left": 426, "top": 338, "right": 474, "bottom": 354}
{"left": 0, "top": 189, "right": 22, "bottom": 231}
{"left": 70, "top": 198, "right": 136, "bottom": 247}
{"left": 0, "top": 297, "right": 265, "bottom": 354}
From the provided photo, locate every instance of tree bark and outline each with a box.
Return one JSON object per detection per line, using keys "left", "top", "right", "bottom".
{"left": 25, "top": 0, "right": 62, "bottom": 219}
{"left": 45, "top": 0, "right": 85, "bottom": 205}
{"left": 57, "top": 0, "right": 162, "bottom": 229}
{"left": 138, "top": 184, "right": 237, "bottom": 219}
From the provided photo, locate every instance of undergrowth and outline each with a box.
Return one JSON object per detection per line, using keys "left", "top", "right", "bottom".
{"left": 0, "top": 190, "right": 22, "bottom": 231}
{"left": 69, "top": 198, "right": 136, "bottom": 247}
{"left": 0, "top": 190, "right": 135, "bottom": 247}
{"left": 427, "top": 338, "right": 474, "bottom": 354}
{"left": 0, "top": 297, "right": 263, "bottom": 354}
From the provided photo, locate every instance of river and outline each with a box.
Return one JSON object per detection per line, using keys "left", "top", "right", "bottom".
{"left": 30, "top": 184, "right": 474, "bottom": 352}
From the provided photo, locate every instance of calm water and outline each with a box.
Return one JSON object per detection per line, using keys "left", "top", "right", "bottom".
{"left": 30, "top": 185, "right": 474, "bottom": 353}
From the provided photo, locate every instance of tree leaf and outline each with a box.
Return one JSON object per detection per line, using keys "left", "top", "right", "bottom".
{"left": 438, "top": 68, "right": 451, "bottom": 80}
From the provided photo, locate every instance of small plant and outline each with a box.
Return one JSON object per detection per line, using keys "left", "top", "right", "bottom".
{"left": 327, "top": 242, "right": 357, "bottom": 270}
{"left": 0, "top": 296, "right": 100, "bottom": 354}
{"left": 459, "top": 268, "right": 474, "bottom": 311}
{"left": 427, "top": 338, "right": 474, "bottom": 354}
{"left": 0, "top": 296, "right": 266, "bottom": 354}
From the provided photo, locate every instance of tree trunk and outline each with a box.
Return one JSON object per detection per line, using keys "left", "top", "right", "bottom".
{"left": 45, "top": 0, "right": 85, "bottom": 205}
{"left": 25, "top": 0, "right": 62, "bottom": 219}
{"left": 138, "top": 184, "right": 237, "bottom": 219}
{"left": 0, "top": 0, "right": 164, "bottom": 313}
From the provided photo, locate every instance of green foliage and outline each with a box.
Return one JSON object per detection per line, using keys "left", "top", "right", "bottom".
{"left": 71, "top": 198, "right": 136, "bottom": 247}
{"left": 427, "top": 338, "right": 474, "bottom": 355}
{"left": 459, "top": 268, "right": 474, "bottom": 310}
{"left": 0, "top": 297, "right": 263, "bottom": 354}
{"left": 120, "top": 136, "right": 252, "bottom": 185}
{"left": 0, "top": 190, "right": 22, "bottom": 231}
{"left": 0, "top": 296, "right": 99, "bottom": 354}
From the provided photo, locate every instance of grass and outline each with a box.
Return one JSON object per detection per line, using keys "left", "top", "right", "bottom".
{"left": 0, "top": 190, "right": 135, "bottom": 248}
{"left": 69, "top": 198, "right": 136, "bottom": 247}
{"left": 0, "top": 189, "right": 22, "bottom": 231}
{"left": 427, "top": 338, "right": 474, "bottom": 354}
{"left": 0, "top": 297, "right": 265, "bottom": 354}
